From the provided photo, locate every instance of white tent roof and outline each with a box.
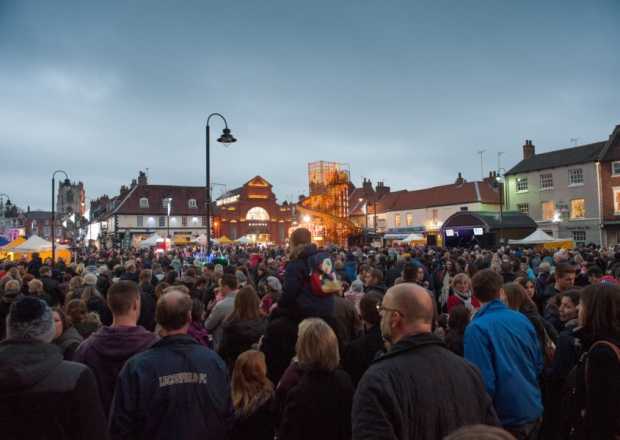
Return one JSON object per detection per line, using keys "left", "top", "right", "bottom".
{"left": 509, "top": 229, "right": 567, "bottom": 244}
{"left": 234, "top": 236, "right": 251, "bottom": 244}
{"left": 138, "top": 234, "right": 161, "bottom": 248}
{"left": 399, "top": 233, "right": 425, "bottom": 243}
{"left": 12, "top": 235, "right": 69, "bottom": 252}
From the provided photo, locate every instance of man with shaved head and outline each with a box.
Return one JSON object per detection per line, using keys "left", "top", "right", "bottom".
{"left": 109, "top": 289, "right": 234, "bottom": 440}
{"left": 352, "top": 283, "right": 500, "bottom": 439}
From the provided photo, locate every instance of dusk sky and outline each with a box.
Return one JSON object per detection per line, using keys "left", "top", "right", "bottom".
{"left": 1, "top": 1, "right": 618, "bottom": 212}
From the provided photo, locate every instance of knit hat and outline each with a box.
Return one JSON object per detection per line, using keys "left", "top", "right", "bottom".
{"left": 7, "top": 296, "right": 56, "bottom": 342}
{"left": 351, "top": 280, "right": 364, "bottom": 293}
{"left": 267, "top": 276, "right": 282, "bottom": 291}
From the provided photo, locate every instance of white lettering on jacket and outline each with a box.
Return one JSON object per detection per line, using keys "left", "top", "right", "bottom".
{"left": 158, "top": 372, "right": 207, "bottom": 387}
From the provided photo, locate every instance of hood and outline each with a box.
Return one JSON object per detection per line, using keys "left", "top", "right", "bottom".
{"left": 288, "top": 243, "right": 319, "bottom": 261}
{"left": 373, "top": 332, "right": 443, "bottom": 363}
{"left": 55, "top": 326, "right": 83, "bottom": 347}
{"left": 0, "top": 340, "right": 63, "bottom": 391}
{"left": 86, "top": 326, "right": 160, "bottom": 360}
{"left": 2, "top": 290, "right": 23, "bottom": 304}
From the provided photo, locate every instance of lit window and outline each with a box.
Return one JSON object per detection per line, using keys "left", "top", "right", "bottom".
{"left": 540, "top": 174, "right": 553, "bottom": 189}
{"left": 571, "top": 199, "right": 585, "bottom": 219}
{"left": 406, "top": 213, "right": 412, "bottom": 226}
{"left": 140, "top": 198, "right": 149, "bottom": 207}
{"left": 189, "top": 199, "right": 197, "bottom": 208}
{"left": 395, "top": 214, "right": 401, "bottom": 227}
{"left": 517, "top": 204, "right": 529, "bottom": 215}
{"left": 246, "top": 207, "right": 270, "bottom": 221}
{"left": 569, "top": 169, "right": 583, "bottom": 185}
{"left": 137, "top": 216, "right": 143, "bottom": 227}
{"left": 517, "top": 178, "right": 528, "bottom": 192}
{"left": 542, "top": 201, "right": 554, "bottom": 220}
{"left": 432, "top": 210, "right": 438, "bottom": 223}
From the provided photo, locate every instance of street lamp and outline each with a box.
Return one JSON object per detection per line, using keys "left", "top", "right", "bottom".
{"left": 82, "top": 196, "right": 92, "bottom": 246}
{"left": 206, "top": 113, "right": 236, "bottom": 248}
{"left": 166, "top": 197, "right": 173, "bottom": 248}
{"left": 493, "top": 168, "right": 507, "bottom": 247}
{"left": 0, "top": 194, "right": 12, "bottom": 215}
{"left": 52, "top": 170, "right": 68, "bottom": 262}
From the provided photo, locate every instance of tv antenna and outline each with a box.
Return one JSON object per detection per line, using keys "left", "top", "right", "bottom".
{"left": 571, "top": 138, "right": 580, "bottom": 147}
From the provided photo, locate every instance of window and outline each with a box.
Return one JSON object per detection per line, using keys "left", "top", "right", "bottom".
{"left": 517, "top": 203, "right": 529, "bottom": 215}
{"left": 279, "top": 227, "right": 284, "bottom": 242}
{"left": 542, "top": 201, "right": 554, "bottom": 220}
{"left": 46, "top": 219, "right": 50, "bottom": 225}
{"left": 182, "top": 216, "right": 187, "bottom": 227}
{"left": 163, "top": 199, "right": 171, "bottom": 208}
{"left": 540, "top": 173, "right": 553, "bottom": 189}
{"left": 159, "top": 216, "right": 165, "bottom": 227}
{"left": 613, "top": 162, "right": 620, "bottom": 176}
{"left": 230, "top": 227, "right": 237, "bottom": 240}
{"left": 572, "top": 231, "right": 586, "bottom": 242}
{"left": 137, "top": 216, "right": 143, "bottom": 227}
{"left": 432, "top": 209, "right": 438, "bottom": 223}
{"left": 406, "top": 213, "right": 412, "bottom": 226}
{"left": 44, "top": 226, "right": 50, "bottom": 236}
{"left": 569, "top": 169, "right": 583, "bottom": 185}
{"left": 32, "top": 220, "right": 37, "bottom": 226}
{"left": 517, "top": 178, "right": 528, "bottom": 192}
{"left": 571, "top": 199, "right": 585, "bottom": 219}
{"left": 246, "top": 207, "right": 270, "bottom": 221}
{"left": 32, "top": 227, "right": 37, "bottom": 235}
{"left": 189, "top": 199, "right": 197, "bottom": 208}
{"left": 202, "top": 216, "right": 207, "bottom": 227}
{"left": 56, "top": 227, "right": 62, "bottom": 236}
{"left": 140, "top": 198, "right": 149, "bottom": 207}
{"left": 394, "top": 214, "right": 401, "bottom": 227}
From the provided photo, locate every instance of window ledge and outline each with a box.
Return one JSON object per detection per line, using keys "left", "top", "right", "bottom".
{"left": 568, "top": 183, "right": 584, "bottom": 187}
{"left": 539, "top": 187, "right": 554, "bottom": 191}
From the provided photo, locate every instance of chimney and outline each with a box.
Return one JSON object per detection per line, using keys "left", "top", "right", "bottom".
{"left": 138, "top": 171, "right": 148, "bottom": 185}
{"left": 455, "top": 172, "right": 464, "bottom": 186}
{"left": 375, "top": 181, "right": 391, "bottom": 200}
{"left": 523, "top": 140, "right": 535, "bottom": 159}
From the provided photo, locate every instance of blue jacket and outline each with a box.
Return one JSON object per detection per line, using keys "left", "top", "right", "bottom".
{"left": 109, "top": 334, "right": 234, "bottom": 440}
{"left": 464, "top": 299, "right": 543, "bottom": 426}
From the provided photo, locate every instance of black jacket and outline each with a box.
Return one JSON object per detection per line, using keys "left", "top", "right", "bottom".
{"left": 384, "top": 264, "right": 404, "bottom": 288}
{"left": 0, "top": 340, "right": 109, "bottom": 440}
{"left": 342, "top": 325, "right": 385, "bottom": 387}
{"left": 218, "top": 318, "right": 267, "bottom": 372}
{"left": 109, "top": 334, "right": 234, "bottom": 440}
{"left": 279, "top": 370, "right": 354, "bottom": 440}
{"left": 40, "top": 275, "right": 63, "bottom": 306}
{"left": 352, "top": 332, "right": 500, "bottom": 439}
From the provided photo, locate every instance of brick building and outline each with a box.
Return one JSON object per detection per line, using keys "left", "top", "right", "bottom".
{"left": 597, "top": 125, "right": 620, "bottom": 245}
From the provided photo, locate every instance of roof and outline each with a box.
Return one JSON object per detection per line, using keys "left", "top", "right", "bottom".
{"left": 442, "top": 211, "right": 538, "bottom": 230}
{"left": 23, "top": 211, "right": 65, "bottom": 220}
{"left": 112, "top": 185, "right": 207, "bottom": 215}
{"left": 506, "top": 141, "right": 606, "bottom": 175}
{"left": 216, "top": 186, "right": 243, "bottom": 200}
{"left": 597, "top": 125, "right": 620, "bottom": 162}
{"left": 390, "top": 181, "right": 499, "bottom": 211}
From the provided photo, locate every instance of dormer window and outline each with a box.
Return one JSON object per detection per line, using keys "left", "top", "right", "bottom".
{"left": 163, "top": 199, "right": 171, "bottom": 208}
{"left": 140, "top": 198, "right": 149, "bottom": 208}
{"left": 189, "top": 199, "right": 197, "bottom": 208}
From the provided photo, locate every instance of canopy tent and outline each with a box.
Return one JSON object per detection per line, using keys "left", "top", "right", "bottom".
{"left": 138, "top": 234, "right": 161, "bottom": 248}
{"left": 11, "top": 236, "right": 70, "bottom": 262}
{"left": 508, "top": 229, "right": 575, "bottom": 251}
{"left": 0, "top": 236, "right": 26, "bottom": 251}
{"left": 0, "top": 237, "right": 8, "bottom": 247}
{"left": 218, "top": 236, "right": 233, "bottom": 245}
{"left": 173, "top": 236, "right": 190, "bottom": 245}
{"left": 191, "top": 234, "right": 207, "bottom": 243}
{"left": 398, "top": 233, "right": 425, "bottom": 244}
{"left": 234, "top": 236, "right": 252, "bottom": 244}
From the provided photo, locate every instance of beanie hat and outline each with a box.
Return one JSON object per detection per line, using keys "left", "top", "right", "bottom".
{"left": 7, "top": 296, "right": 56, "bottom": 342}
{"left": 351, "top": 280, "right": 364, "bottom": 293}
{"left": 267, "top": 276, "right": 282, "bottom": 291}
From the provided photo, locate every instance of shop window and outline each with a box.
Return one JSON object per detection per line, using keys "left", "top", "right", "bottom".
{"left": 395, "top": 214, "right": 401, "bottom": 227}
{"left": 406, "top": 213, "right": 412, "bottom": 226}
{"left": 570, "top": 199, "right": 585, "bottom": 219}
{"left": 542, "top": 201, "right": 554, "bottom": 220}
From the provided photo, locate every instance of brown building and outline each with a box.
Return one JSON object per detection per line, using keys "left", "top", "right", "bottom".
{"left": 215, "top": 176, "right": 294, "bottom": 244}
{"left": 597, "top": 125, "right": 620, "bottom": 244}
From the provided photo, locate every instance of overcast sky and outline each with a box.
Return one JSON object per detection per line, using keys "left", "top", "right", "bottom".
{"left": 1, "top": 1, "right": 618, "bottom": 212}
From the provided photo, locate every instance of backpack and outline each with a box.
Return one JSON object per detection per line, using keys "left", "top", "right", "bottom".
{"left": 307, "top": 252, "right": 342, "bottom": 296}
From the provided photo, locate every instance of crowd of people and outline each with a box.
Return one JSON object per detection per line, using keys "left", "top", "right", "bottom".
{"left": 0, "top": 230, "right": 619, "bottom": 439}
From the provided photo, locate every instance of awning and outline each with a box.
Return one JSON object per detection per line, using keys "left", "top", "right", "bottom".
{"left": 383, "top": 234, "right": 410, "bottom": 240}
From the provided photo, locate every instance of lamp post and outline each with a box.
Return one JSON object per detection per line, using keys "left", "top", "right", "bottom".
{"left": 52, "top": 170, "right": 68, "bottom": 262}
{"left": 494, "top": 167, "right": 506, "bottom": 247}
{"left": 206, "top": 114, "right": 236, "bottom": 249}
{"left": 166, "top": 197, "right": 173, "bottom": 249}
{"left": 81, "top": 196, "right": 92, "bottom": 246}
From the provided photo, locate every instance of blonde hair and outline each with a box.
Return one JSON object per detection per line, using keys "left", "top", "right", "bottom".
{"left": 296, "top": 318, "right": 339, "bottom": 372}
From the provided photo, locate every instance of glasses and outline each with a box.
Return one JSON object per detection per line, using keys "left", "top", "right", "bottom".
{"left": 376, "top": 303, "right": 404, "bottom": 317}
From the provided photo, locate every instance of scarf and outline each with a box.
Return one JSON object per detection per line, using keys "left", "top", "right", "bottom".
{"left": 455, "top": 289, "right": 473, "bottom": 311}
